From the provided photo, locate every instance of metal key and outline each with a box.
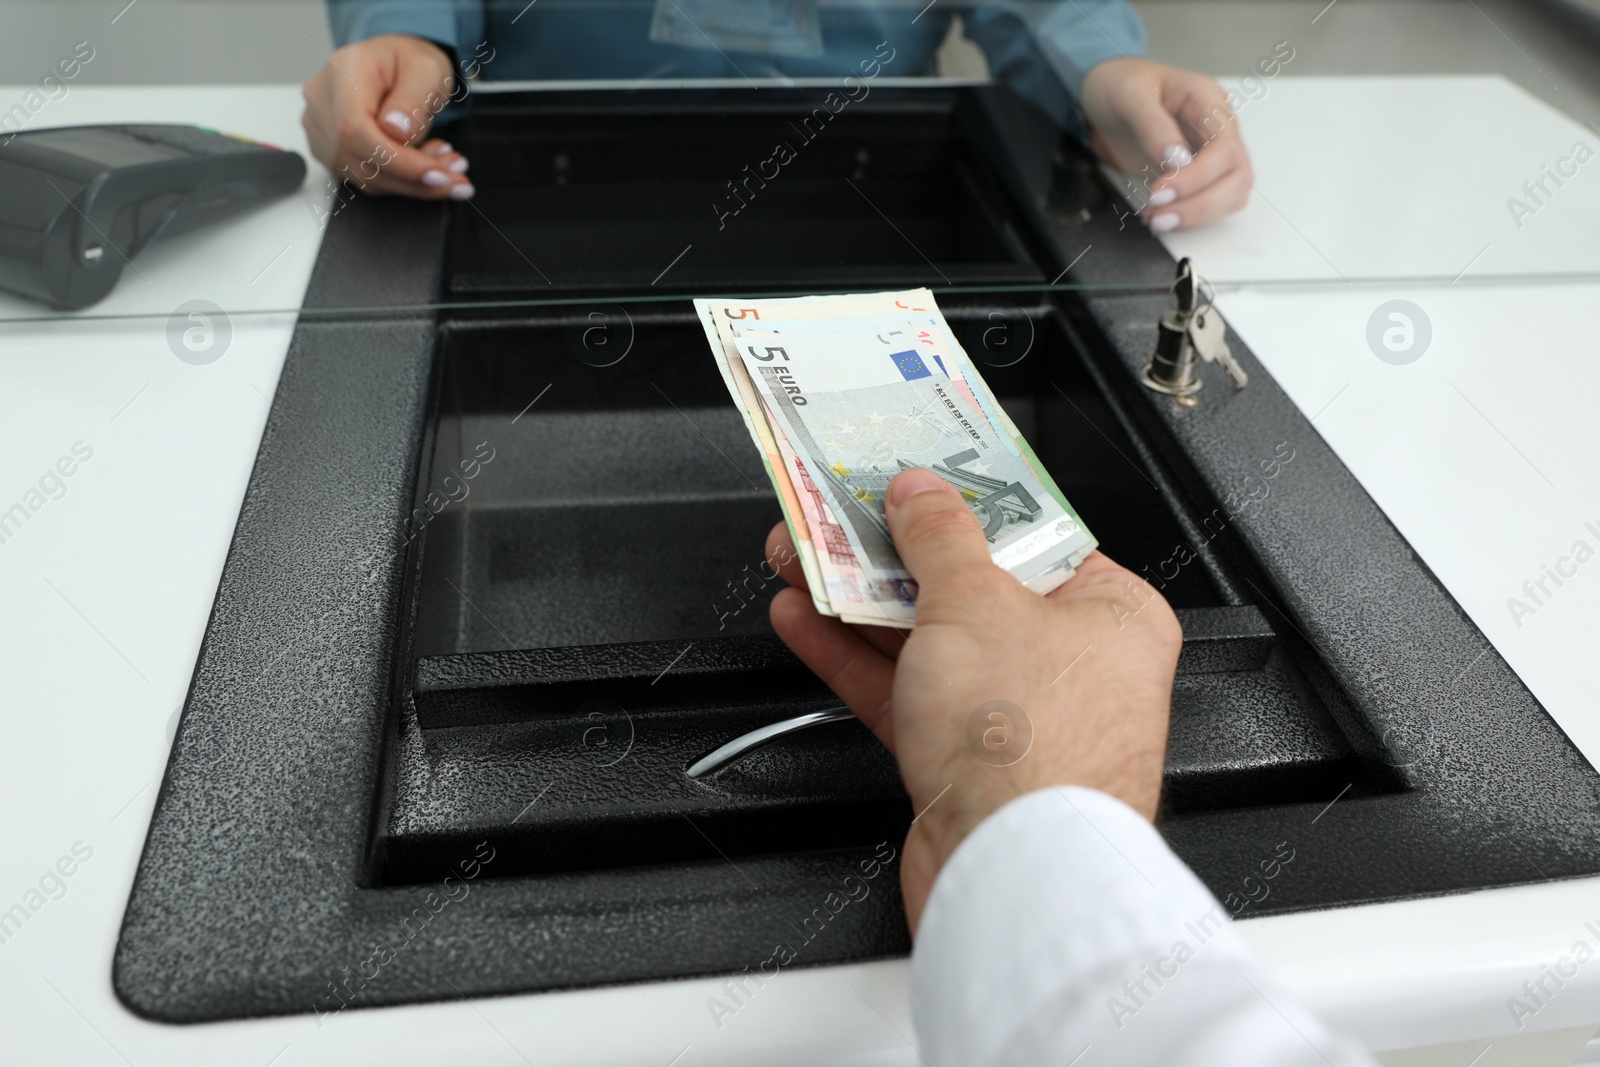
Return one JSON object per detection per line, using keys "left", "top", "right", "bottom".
{"left": 1188, "top": 309, "right": 1248, "bottom": 389}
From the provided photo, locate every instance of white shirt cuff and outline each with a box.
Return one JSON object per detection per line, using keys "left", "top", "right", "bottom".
{"left": 910, "top": 786, "right": 1372, "bottom": 1067}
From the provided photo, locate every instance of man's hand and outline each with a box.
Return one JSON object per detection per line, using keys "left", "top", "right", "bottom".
{"left": 301, "top": 34, "right": 474, "bottom": 200}
{"left": 765, "top": 468, "right": 1181, "bottom": 931}
{"left": 1080, "top": 57, "right": 1253, "bottom": 232}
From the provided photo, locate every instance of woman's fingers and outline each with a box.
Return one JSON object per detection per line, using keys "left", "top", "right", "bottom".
{"left": 1079, "top": 58, "right": 1254, "bottom": 231}
{"left": 769, "top": 587, "right": 898, "bottom": 751}
{"left": 1080, "top": 58, "right": 1187, "bottom": 183}
{"left": 1145, "top": 95, "right": 1252, "bottom": 229}
{"left": 1149, "top": 154, "right": 1252, "bottom": 230}
{"left": 329, "top": 90, "right": 471, "bottom": 198}
{"left": 376, "top": 45, "right": 456, "bottom": 146}
{"left": 302, "top": 36, "right": 472, "bottom": 200}
{"left": 341, "top": 142, "right": 473, "bottom": 198}
{"left": 1146, "top": 122, "right": 1235, "bottom": 203}
{"left": 340, "top": 137, "right": 472, "bottom": 198}
{"left": 1125, "top": 94, "right": 1194, "bottom": 181}
{"left": 420, "top": 138, "right": 470, "bottom": 174}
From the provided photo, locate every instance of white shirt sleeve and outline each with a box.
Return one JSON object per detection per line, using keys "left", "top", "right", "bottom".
{"left": 910, "top": 786, "right": 1378, "bottom": 1067}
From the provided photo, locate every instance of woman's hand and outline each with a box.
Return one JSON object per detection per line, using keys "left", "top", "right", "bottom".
{"left": 765, "top": 468, "right": 1181, "bottom": 931}
{"left": 1080, "top": 57, "right": 1253, "bottom": 232}
{"left": 301, "top": 33, "right": 475, "bottom": 200}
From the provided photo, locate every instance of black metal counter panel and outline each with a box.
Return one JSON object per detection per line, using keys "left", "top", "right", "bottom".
{"left": 114, "top": 86, "right": 1600, "bottom": 1023}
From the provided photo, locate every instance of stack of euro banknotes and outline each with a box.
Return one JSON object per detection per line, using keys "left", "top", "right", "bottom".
{"left": 694, "top": 289, "right": 1097, "bottom": 628}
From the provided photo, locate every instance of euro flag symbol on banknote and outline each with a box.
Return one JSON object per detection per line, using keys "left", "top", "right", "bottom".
{"left": 891, "top": 349, "right": 931, "bottom": 381}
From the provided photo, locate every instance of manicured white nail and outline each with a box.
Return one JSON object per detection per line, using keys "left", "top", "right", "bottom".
{"left": 448, "top": 156, "right": 470, "bottom": 174}
{"left": 421, "top": 169, "right": 451, "bottom": 188}
{"left": 1149, "top": 212, "right": 1181, "bottom": 234}
{"left": 448, "top": 182, "right": 476, "bottom": 200}
{"left": 430, "top": 141, "right": 452, "bottom": 156}
{"left": 1161, "top": 143, "right": 1193, "bottom": 169}
{"left": 383, "top": 109, "right": 415, "bottom": 138}
{"left": 1148, "top": 187, "right": 1177, "bottom": 207}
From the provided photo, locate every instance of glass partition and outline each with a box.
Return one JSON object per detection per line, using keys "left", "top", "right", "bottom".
{"left": 1, "top": 0, "right": 1599, "bottom": 330}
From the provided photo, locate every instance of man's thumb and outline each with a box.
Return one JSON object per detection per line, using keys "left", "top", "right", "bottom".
{"left": 884, "top": 468, "right": 993, "bottom": 592}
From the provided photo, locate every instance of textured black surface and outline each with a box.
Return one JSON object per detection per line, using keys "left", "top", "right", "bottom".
{"left": 1173, "top": 605, "right": 1274, "bottom": 674}
{"left": 1037, "top": 140, "right": 1600, "bottom": 908}
{"left": 412, "top": 603, "right": 1281, "bottom": 729}
{"left": 392, "top": 618, "right": 1357, "bottom": 888}
{"left": 114, "top": 187, "right": 917, "bottom": 1024}
{"left": 413, "top": 637, "right": 832, "bottom": 728}
{"left": 386, "top": 697, "right": 910, "bottom": 882}
{"left": 115, "top": 87, "right": 1600, "bottom": 1025}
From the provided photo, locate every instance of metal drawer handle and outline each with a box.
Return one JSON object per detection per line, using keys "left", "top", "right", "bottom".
{"left": 685, "top": 706, "right": 854, "bottom": 779}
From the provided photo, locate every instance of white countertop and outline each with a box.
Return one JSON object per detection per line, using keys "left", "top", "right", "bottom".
{"left": 1167, "top": 75, "right": 1600, "bottom": 778}
{"left": 1164, "top": 75, "right": 1600, "bottom": 284}
{"left": 1, "top": 79, "right": 1598, "bottom": 1066}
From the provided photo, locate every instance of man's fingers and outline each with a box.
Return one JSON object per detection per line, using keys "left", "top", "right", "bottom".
{"left": 884, "top": 469, "right": 998, "bottom": 621}
{"left": 855, "top": 622, "right": 909, "bottom": 662}
{"left": 769, "top": 587, "right": 897, "bottom": 751}
{"left": 765, "top": 523, "right": 808, "bottom": 591}
{"left": 765, "top": 520, "right": 910, "bottom": 660}
{"left": 1045, "top": 550, "right": 1140, "bottom": 601}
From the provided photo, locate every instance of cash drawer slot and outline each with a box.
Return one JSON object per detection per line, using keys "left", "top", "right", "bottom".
{"left": 385, "top": 304, "right": 1371, "bottom": 883}
{"left": 386, "top": 608, "right": 1353, "bottom": 883}
{"left": 408, "top": 307, "right": 1233, "bottom": 663}
{"left": 447, "top": 92, "right": 1045, "bottom": 296}
{"left": 412, "top": 604, "right": 1275, "bottom": 730}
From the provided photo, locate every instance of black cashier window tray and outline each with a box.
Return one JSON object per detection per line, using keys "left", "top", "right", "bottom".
{"left": 116, "top": 86, "right": 1600, "bottom": 1023}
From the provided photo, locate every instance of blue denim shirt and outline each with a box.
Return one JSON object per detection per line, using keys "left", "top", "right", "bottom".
{"left": 324, "top": 0, "right": 1146, "bottom": 138}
